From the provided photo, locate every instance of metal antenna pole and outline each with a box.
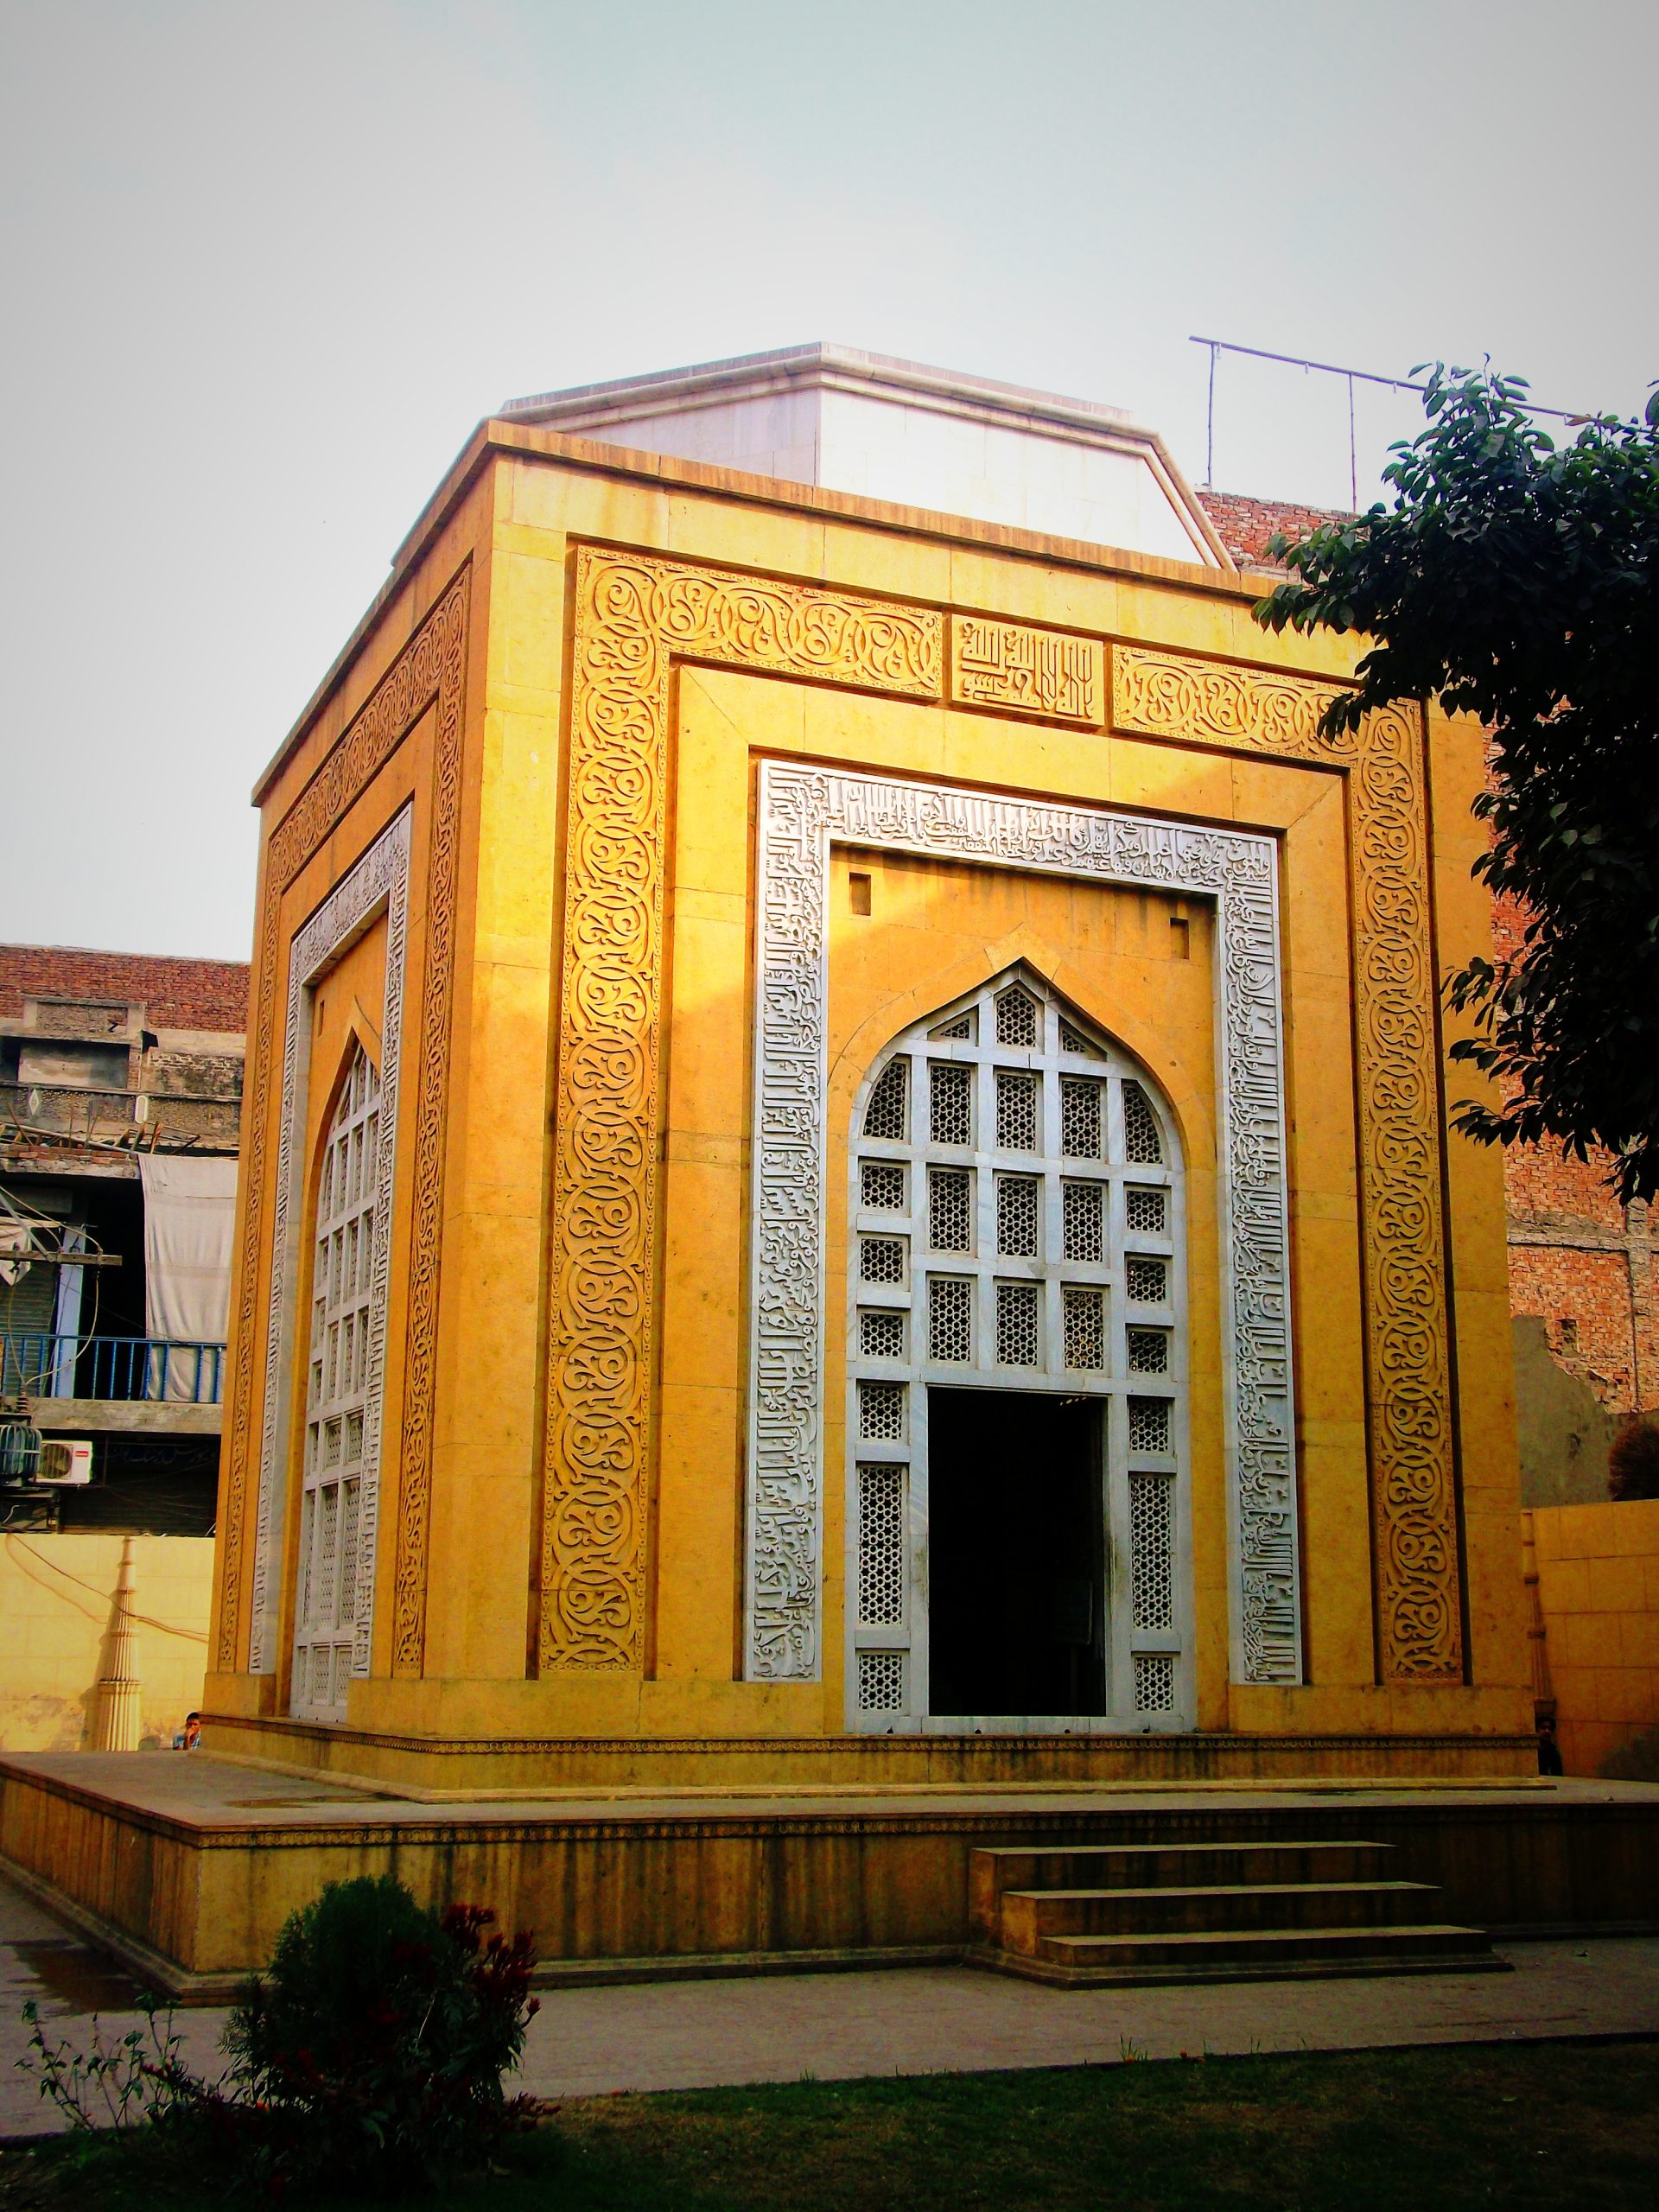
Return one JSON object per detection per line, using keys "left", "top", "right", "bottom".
{"left": 1188, "top": 336, "right": 1582, "bottom": 419}
{"left": 1188, "top": 337, "right": 1586, "bottom": 510}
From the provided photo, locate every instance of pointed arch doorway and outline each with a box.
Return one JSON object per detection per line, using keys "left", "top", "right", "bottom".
{"left": 846, "top": 966, "right": 1191, "bottom": 1733}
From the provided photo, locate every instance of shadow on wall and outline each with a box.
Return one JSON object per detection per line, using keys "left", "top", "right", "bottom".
{"left": 1600, "top": 1726, "right": 1659, "bottom": 1783}
{"left": 1513, "top": 1315, "right": 1616, "bottom": 1507}
{"left": 0, "top": 1532, "right": 211, "bottom": 1752}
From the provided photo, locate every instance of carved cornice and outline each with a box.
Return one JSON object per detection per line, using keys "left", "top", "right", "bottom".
{"left": 216, "top": 569, "right": 469, "bottom": 1676}
{"left": 1114, "top": 646, "right": 1461, "bottom": 1683}
{"left": 540, "top": 552, "right": 943, "bottom": 1670}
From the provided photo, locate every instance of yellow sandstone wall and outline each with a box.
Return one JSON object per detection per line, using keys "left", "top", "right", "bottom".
{"left": 201, "top": 426, "right": 1533, "bottom": 1764}
{"left": 0, "top": 1534, "right": 212, "bottom": 1751}
{"left": 1529, "top": 1499, "right": 1659, "bottom": 1776}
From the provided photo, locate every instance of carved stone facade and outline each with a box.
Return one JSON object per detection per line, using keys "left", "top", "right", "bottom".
{"left": 1114, "top": 651, "right": 1461, "bottom": 1684}
{"left": 247, "top": 806, "right": 410, "bottom": 1681}
{"left": 217, "top": 568, "right": 467, "bottom": 1676}
{"left": 950, "top": 618, "right": 1103, "bottom": 725}
{"left": 534, "top": 550, "right": 1461, "bottom": 1693}
{"left": 538, "top": 553, "right": 943, "bottom": 1671}
{"left": 747, "top": 764, "right": 1297, "bottom": 1688}
{"left": 206, "top": 406, "right": 1533, "bottom": 1785}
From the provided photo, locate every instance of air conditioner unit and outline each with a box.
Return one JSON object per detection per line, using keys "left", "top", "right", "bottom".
{"left": 36, "top": 1439, "right": 92, "bottom": 1485}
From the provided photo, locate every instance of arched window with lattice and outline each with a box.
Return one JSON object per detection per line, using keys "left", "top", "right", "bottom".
{"left": 846, "top": 967, "right": 1189, "bottom": 1732}
{"left": 291, "top": 1042, "right": 385, "bottom": 1722}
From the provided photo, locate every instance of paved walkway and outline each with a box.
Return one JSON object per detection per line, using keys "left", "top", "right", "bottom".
{"left": 3, "top": 1868, "right": 1655, "bottom": 2139}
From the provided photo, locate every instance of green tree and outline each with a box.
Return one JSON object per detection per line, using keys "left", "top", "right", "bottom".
{"left": 1255, "top": 365, "right": 1659, "bottom": 1203}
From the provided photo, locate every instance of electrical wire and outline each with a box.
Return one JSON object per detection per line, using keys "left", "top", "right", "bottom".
{"left": 3, "top": 1532, "right": 209, "bottom": 1642}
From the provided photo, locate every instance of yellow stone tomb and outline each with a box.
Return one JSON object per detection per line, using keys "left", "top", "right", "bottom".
{"left": 178, "top": 346, "right": 1534, "bottom": 1795}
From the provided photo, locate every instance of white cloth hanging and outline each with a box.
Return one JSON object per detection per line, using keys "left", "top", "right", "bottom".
{"left": 137, "top": 1155, "right": 238, "bottom": 1398}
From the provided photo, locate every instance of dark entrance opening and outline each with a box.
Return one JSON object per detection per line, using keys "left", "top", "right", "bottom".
{"left": 927, "top": 1387, "right": 1106, "bottom": 1718}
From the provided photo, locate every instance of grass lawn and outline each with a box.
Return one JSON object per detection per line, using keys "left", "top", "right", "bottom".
{"left": 3, "top": 2038, "right": 1656, "bottom": 2209}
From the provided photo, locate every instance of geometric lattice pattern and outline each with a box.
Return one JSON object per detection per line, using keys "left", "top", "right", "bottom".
{"left": 1127, "top": 1326, "right": 1170, "bottom": 1375}
{"left": 865, "top": 1058, "right": 908, "bottom": 1141}
{"left": 1128, "top": 1396, "right": 1172, "bottom": 1455}
{"left": 1134, "top": 1650, "right": 1176, "bottom": 1713}
{"left": 858, "top": 1649, "right": 906, "bottom": 1712}
{"left": 293, "top": 1042, "right": 381, "bottom": 1724}
{"left": 996, "top": 1071, "right": 1038, "bottom": 1154}
{"left": 858, "top": 1463, "right": 906, "bottom": 1626}
{"left": 995, "top": 987, "right": 1039, "bottom": 1047}
{"left": 1130, "top": 1471, "right": 1174, "bottom": 1631}
{"left": 860, "top": 1309, "right": 905, "bottom": 1361}
{"left": 1062, "top": 1179, "right": 1104, "bottom": 1262}
{"left": 996, "top": 1281, "right": 1040, "bottom": 1366}
{"left": 848, "top": 963, "right": 1187, "bottom": 1725}
{"left": 861, "top": 1160, "right": 906, "bottom": 1211}
{"left": 1060, "top": 1077, "right": 1103, "bottom": 1159}
{"left": 1125, "top": 1186, "right": 1166, "bottom": 1235}
{"left": 1063, "top": 1286, "right": 1105, "bottom": 1370}
{"left": 858, "top": 1379, "right": 906, "bottom": 1440}
{"left": 1122, "top": 1081, "right": 1163, "bottom": 1165}
{"left": 929, "top": 1277, "right": 973, "bottom": 1363}
{"left": 996, "top": 1174, "right": 1039, "bottom": 1257}
{"left": 929, "top": 1167, "right": 974, "bottom": 1252}
{"left": 930, "top": 1062, "right": 973, "bottom": 1147}
{"left": 861, "top": 1236, "right": 906, "bottom": 1285}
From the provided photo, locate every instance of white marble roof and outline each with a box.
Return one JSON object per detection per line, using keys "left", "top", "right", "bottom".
{"left": 502, "top": 344, "right": 1228, "bottom": 569}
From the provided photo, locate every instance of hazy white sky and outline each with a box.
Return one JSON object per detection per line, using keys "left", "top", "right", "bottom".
{"left": 2, "top": 0, "right": 1654, "bottom": 958}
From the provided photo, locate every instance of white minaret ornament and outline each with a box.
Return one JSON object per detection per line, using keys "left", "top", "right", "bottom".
{"left": 92, "top": 1535, "right": 143, "bottom": 1751}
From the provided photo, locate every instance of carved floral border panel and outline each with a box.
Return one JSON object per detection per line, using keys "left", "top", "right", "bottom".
{"left": 1114, "top": 647, "right": 1460, "bottom": 1682}
{"left": 540, "top": 550, "right": 944, "bottom": 1669}
{"left": 216, "top": 567, "right": 469, "bottom": 1676}
{"left": 247, "top": 806, "right": 410, "bottom": 1677}
{"left": 747, "top": 763, "right": 1300, "bottom": 1687}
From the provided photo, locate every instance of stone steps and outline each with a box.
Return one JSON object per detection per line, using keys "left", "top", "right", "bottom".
{"left": 969, "top": 1837, "right": 1506, "bottom": 1987}
{"left": 969, "top": 1839, "right": 1394, "bottom": 1940}
{"left": 998, "top": 1878, "right": 1442, "bottom": 1949}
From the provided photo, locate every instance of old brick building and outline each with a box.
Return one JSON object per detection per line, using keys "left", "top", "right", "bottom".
{"left": 1, "top": 944, "right": 249, "bottom": 1539}
{"left": 1488, "top": 894, "right": 1656, "bottom": 1505}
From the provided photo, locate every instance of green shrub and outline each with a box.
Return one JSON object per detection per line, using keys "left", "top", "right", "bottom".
{"left": 17, "top": 1877, "right": 539, "bottom": 2194}
{"left": 218, "top": 1876, "right": 539, "bottom": 2190}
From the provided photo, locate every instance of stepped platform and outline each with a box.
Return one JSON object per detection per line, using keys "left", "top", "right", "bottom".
{"left": 2, "top": 1752, "right": 1654, "bottom": 2004}
{"left": 967, "top": 1838, "right": 1503, "bottom": 1986}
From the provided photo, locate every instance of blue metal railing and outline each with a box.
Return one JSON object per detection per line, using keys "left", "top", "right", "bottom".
{"left": 0, "top": 1333, "right": 226, "bottom": 1406}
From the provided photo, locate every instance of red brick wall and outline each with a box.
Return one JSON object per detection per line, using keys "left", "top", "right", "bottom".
{"left": 1196, "top": 490, "right": 1350, "bottom": 569}
{"left": 0, "top": 945, "right": 249, "bottom": 1035}
{"left": 1489, "top": 894, "right": 1656, "bottom": 1418}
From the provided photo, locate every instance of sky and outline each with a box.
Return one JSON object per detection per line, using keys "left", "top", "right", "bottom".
{"left": 1, "top": 0, "right": 1655, "bottom": 960}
